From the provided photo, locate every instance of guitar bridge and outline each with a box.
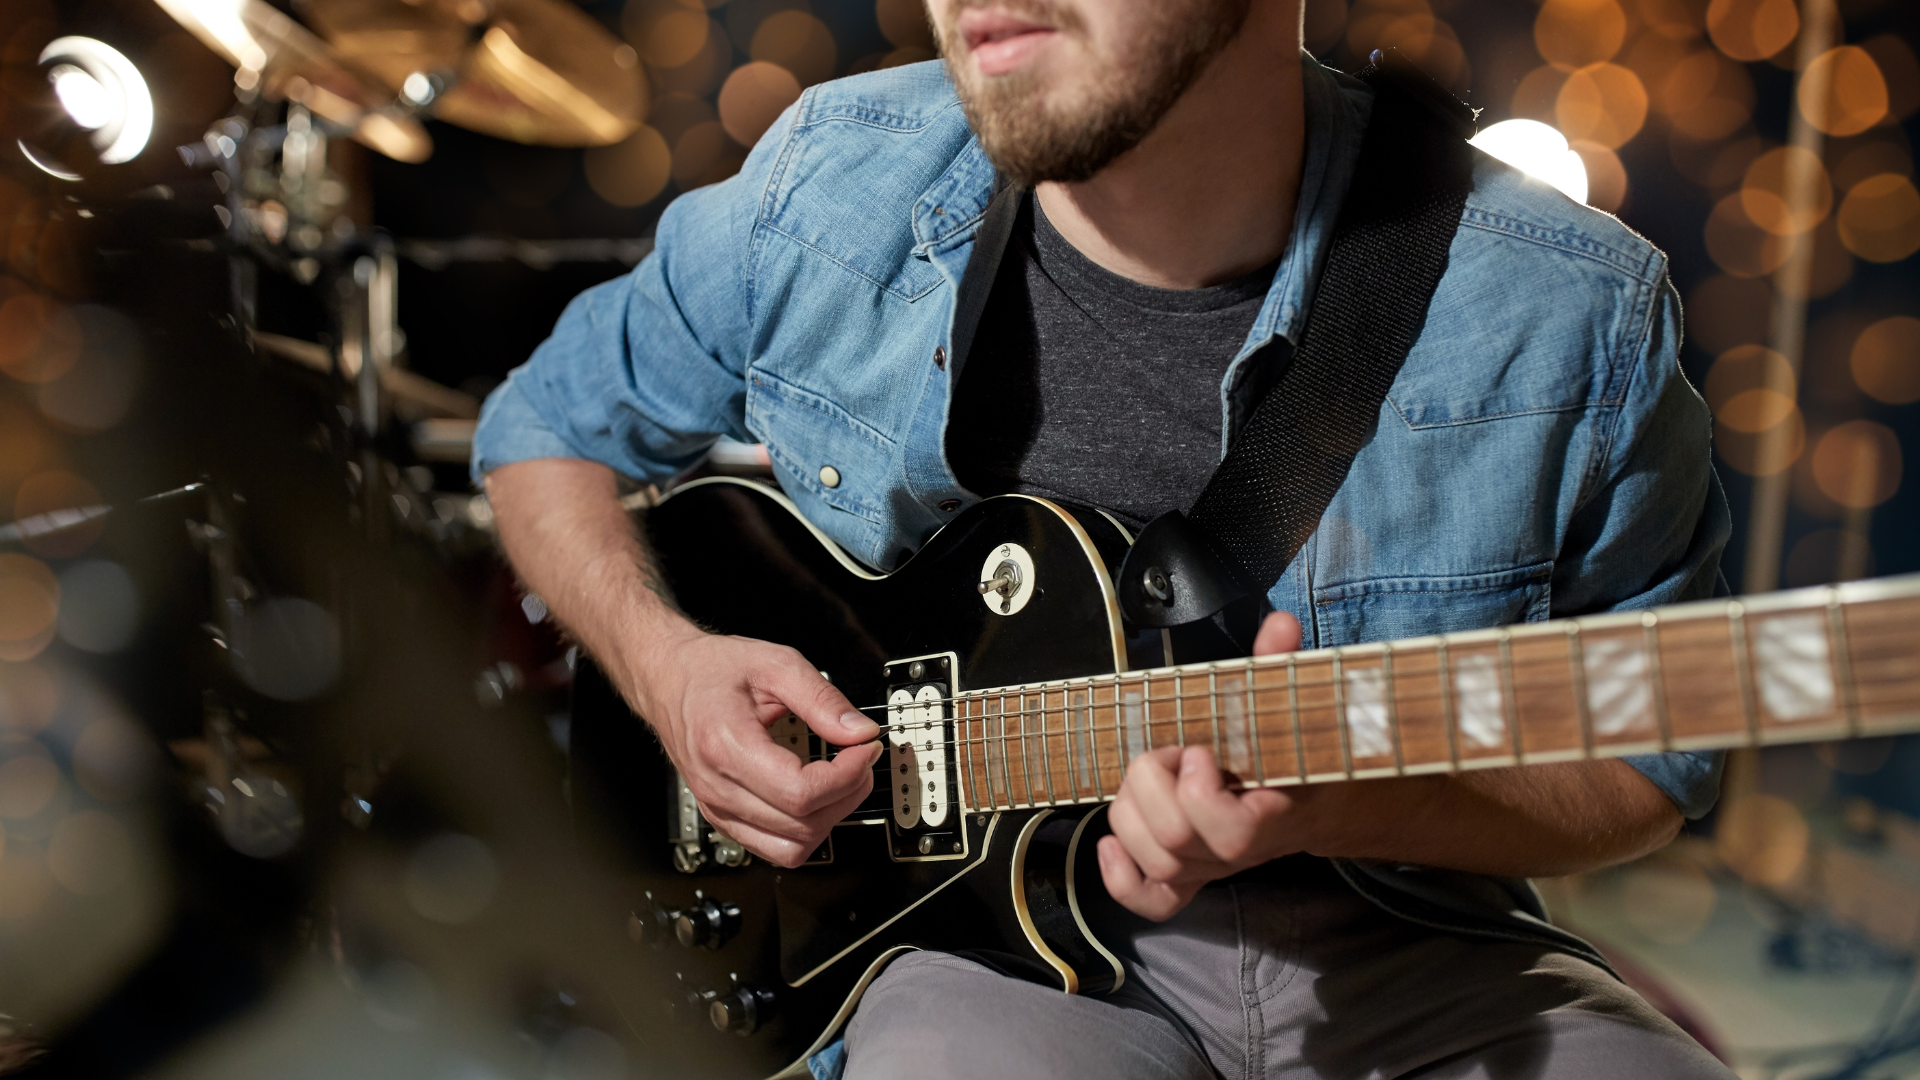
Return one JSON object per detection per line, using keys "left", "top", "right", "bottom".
{"left": 882, "top": 652, "right": 967, "bottom": 862}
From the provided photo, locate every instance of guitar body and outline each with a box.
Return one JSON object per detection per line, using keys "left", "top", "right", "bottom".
{"left": 570, "top": 478, "right": 1143, "bottom": 1079}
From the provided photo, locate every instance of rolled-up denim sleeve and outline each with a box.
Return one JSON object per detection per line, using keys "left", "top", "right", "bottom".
{"left": 469, "top": 100, "right": 804, "bottom": 488}
{"left": 1554, "top": 274, "right": 1733, "bottom": 819}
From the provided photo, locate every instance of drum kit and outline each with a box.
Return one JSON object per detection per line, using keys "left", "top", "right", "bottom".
{"left": 8, "top": 0, "right": 661, "bottom": 856}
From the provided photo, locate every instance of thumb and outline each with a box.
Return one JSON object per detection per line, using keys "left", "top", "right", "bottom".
{"left": 1252, "top": 611, "right": 1303, "bottom": 657}
{"left": 761, "top": 655, "right": 880, "bottom": 745}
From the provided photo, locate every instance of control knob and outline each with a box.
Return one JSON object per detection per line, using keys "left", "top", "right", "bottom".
{"left": 672, "top": 895, "right": 742, "bottom": 949}
{"left": 709, "top": 985, "right": 777, "bottom": 1035}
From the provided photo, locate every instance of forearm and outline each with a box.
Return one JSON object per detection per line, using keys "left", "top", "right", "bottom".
{"left": 484, "top": 458, "right": 701, "bottom": 705}
{"left": 1293, "top": 759, "right": 1682, "bottom": 878}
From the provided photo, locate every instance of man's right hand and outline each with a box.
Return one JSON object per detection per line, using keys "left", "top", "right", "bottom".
{"left": 485, "top": 457, "right": 882, "bottom": 870}
{"left": 628, "top": 627, "right": 882, "bottom": 868}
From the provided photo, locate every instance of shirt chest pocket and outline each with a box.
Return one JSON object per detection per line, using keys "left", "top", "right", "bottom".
{"left": 745, "top": 370, "right": 898, "bottom": 557}
{"left": 1312, "top": 562, "right": 1554, "bottom": 647}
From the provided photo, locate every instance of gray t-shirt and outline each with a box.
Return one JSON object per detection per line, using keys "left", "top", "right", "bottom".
{"left": 947, "top": 194, "right": 1276, "bottom": 531}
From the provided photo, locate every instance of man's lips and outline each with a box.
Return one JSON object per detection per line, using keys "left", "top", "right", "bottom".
{"left": 957, "top": 9, "right": 1057, "bottom": 77}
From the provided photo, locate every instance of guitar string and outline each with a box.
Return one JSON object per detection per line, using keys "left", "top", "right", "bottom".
{"left": 821, "top": 664, "right": 1920, "bottom": 774}
{"left": 837, "top": 649, "right": 1920, "bottom": 744}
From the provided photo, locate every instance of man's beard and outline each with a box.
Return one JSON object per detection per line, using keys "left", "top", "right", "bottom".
{"left": 938, "top": 0, "right": 1252, "bottom": 186}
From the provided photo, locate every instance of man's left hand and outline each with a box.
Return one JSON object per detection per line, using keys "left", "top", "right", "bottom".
{"left": 1097, "top": 611, "right": 1315, "bottom": 921}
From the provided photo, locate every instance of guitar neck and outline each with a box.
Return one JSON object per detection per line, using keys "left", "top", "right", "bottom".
{"left": 949, "top": 575, "right": 1920, "bottom": 813}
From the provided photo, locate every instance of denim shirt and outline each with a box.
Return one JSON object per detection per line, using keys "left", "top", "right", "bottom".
{"left": 475, "top": 57, "right": 1731, "bottom": 978}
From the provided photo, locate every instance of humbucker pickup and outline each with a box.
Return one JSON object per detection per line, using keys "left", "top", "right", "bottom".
{"left": 882, "top": 654, "right": 966, "bottom": 861}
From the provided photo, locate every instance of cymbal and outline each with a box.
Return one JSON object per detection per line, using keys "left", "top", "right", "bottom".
{"left": 296, "top": 0, "right": 645, "bottom": 147}
{"left": 153, "top": 0, "right": 434, "bottom": 163}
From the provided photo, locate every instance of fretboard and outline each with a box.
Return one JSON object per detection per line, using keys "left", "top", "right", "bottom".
{"left": 947, "top": 575, "right": 1920, "bottom": 812}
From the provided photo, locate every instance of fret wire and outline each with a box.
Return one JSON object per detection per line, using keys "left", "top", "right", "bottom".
{"left": 1566, "top": 624, "right": 1594, "bottom": 760}
{"left": 1828, "top": 587, "right": 1861, "bottom": 739}
{"left": 899, "top": 656, "right": 1920, "bottom": 764}
{"left": 1017, "top": 689, "right": 1036, "bottom": 807}
{"left": 1061, "top": 688, "right": 1080, "bottom": 804}
{"left": 1438, "top": 638, "right": 1459, "bottom": 772}
{"left": 1038, "top": 688, "right": 1058, "bottom": 806}
{"left": 1333, "top": 648, "right": 1353, "bottom": 779}
{"left": 1728, "top": 601, "right": 1760, "bottom": 747}
{"left": 1115, "top": 676, "right": 1131, "bottom": 775}
{"left": 1384, "top": 642, "right": 1404, "bottom": 774}
{"left": 1643, "top": 612, "right": 1672, "bottom": 752}
{"left": 1499, "top": 628, "right": 1522, "bottom": 762}
{"left": 1174, "top": 671, "right": 1186, "bottom": 749}
{"left": 1287, "top": 654, "right": 1307, "bottom": 782}
{"left": 996, "top": 691, "right": 1014, "bottom": 811}
{"left": 1207, "top": 665, "right": 1224, "bottom": 766}
{"left": 962, "top": 696, "right": 982, "bottom": 812}
{"left": 1248, "top": 657, "right": 1269, "bottom": 787}
{"left": 1088, "top": 681, "right": 1107, "bottom": 799}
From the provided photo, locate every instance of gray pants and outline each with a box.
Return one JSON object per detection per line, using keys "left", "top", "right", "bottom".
{"left": 843, "top": 860, "right": 1732, "bottom": 1080}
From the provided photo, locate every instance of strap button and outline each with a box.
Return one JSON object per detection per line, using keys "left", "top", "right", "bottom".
{"left": 819, "top": 465, "right": 841, "bottom": 488}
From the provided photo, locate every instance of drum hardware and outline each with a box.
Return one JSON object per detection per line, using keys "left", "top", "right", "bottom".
{"left": 293, "top": 0, "right": 645, "bottom": 148}
{"left": 153, "top": 0, "right": 433, "bottom": 165}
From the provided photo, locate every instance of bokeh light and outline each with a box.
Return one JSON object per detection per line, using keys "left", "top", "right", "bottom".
{"left": 1470, "top": 120, "right": 1589, "bottom": 203}
{"left": 875, "top": 0, "right": 935, "bottom": 51}
{"left": 0, "top": 663, "right": 59, "bottom": 737}
{"left": 1715, "top": 794, "right": 1810, "bottom": 886}
{"left": 1850, "top": 315, "right": 1920, "bottom": 404}
{"left": 1557, "top": 63, "right": 1648, "bottom": 149}
{"left": 1705, "top": 0, "right": 1799, "bottom": 63}
{"left": 0, "top": 294, "right": 81, "bottom": 385}
{"left": 36, "top": 305, "right": 142, "bottom": 434}
{"left": 56, "top": 561, "right": 138, "bottom": 655}
{"left": 0, "top": 554, "right": 59, "bottom": 663}
{"left": 583, "top": 125, "right": 671, "bottom": 208}
{"left": 1784, "top": 526, "right": 1871, "bottom": 585}
{"left": 1705, "top": 191, "right": 1792, "bottom": 276}
{"left": 1774, "top": 218, "right": 1856, "bottom": 301}
{"left": 1621, "top": 852, "right": 1719, "bottom": 945}
{"left": 625, "top": 0, "right": 710, "bottom": 68}
{"left": 1810, "top": 420, "right": 1902, "bottom": 508}
{"left": 1662, "top": 49, "right": 1756, "bottom": 140}
{"left": 1861, "top": 33, "right": 1920, "bottom": 122}
{"left": 1800, "top": 46, "right": 1890, "bottom": 137}
{"left": 1535, "top": 0, "right": 1627, "bottom": 71}
{"left": 1738, "top": 146, "right": 1832, "bottom": 241}
{"left": 0, "top": 752, "right": 60, "bottom": 822}
{"left": 1837, "top": 173, "right": 1920, "bottom": 262}
{"left": 670, "top": 121, "right": 741, "bottom": 188}
{"left": 716, "top": 60, "right": 800, "bottom": 148}
{"left": 403, "top": 832, "right": 499, "bottom": 925}
{"left": 1571, "top": 141, "right": 1628, "bottom": 211}
{"left": 750, "top": 10, "right": 836, "bottom": 88}
{"left": 1832, "top": 135, "right": 1912, "bottom": 192}
{"left": 47, "top": 810, "right": 131, "bottom": 897}
{"left": 1706, "top": 343, "right": 1796, "bottom": 413}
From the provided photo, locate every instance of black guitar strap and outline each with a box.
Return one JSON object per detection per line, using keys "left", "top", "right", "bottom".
{"left": 1118, "top": 50, "right": 1479, "bottom": 634}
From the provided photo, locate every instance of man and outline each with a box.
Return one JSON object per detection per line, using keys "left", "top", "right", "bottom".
{"left": 474, "top": 0, "right": 1735, "bottom": 1075}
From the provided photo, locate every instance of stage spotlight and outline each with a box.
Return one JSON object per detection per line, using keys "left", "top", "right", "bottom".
{"left": 17, "top": 37, "right": 155, "bottom": 181}
{"left": 1470, "top": 120, "right": 1589, "bottom": 206}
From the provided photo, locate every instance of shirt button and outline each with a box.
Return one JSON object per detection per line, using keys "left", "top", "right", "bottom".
{"left": 819, "top": 465, "right": 841, "bottom": 488}
{"left": 933, "top": 346, "right": 946, "bottom": 370}
{"left": 938, "top": 499, "right": 960, "bottom": 512}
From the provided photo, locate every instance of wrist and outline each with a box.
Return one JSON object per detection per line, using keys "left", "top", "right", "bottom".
{"left": 606, "top": 598, "right": 707, "bottom": 721}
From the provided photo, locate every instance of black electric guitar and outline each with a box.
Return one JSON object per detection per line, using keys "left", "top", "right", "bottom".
{"left": 569, "top": 476, "right": 1920, "bottom": 1080}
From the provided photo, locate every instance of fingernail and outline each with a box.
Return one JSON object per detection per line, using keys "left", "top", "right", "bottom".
{"left": 842, "top": 711, "right": 879, "bottom": 737}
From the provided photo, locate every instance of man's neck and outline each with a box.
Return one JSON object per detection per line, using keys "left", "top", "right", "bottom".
{"left": 1034, "top": 7, "right": 1305, "bottom": 291}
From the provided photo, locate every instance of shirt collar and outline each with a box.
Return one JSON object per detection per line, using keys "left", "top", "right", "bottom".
{"left": 1247, "top": 53, "right": 1375, "bottom": 353}
{"left": 919, "top": 53, "right": 1374, "bottom": 349}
